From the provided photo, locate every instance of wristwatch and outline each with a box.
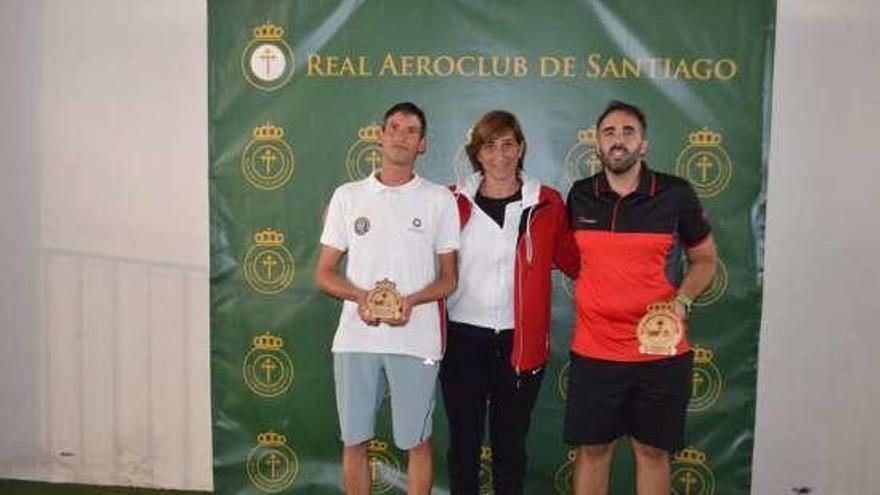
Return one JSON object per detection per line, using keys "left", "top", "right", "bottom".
{"left": 674, "top": 293, "right": 693, "bottom": 317}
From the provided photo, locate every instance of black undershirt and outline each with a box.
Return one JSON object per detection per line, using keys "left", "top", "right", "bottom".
{"left": 475, "top": 189, "right": 522, "bottom": 228}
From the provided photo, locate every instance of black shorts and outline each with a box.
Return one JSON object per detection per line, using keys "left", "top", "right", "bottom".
{"left": 563, "top": 351, "right": 693, "bottom": 452}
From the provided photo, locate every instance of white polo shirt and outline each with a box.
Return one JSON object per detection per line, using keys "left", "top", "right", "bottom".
{"left": 320, "top": 173, "right": 460, "bottom": 360}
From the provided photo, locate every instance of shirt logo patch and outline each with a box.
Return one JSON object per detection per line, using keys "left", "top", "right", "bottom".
{"left": 354, "top": 217, "right": 370, "bottom": 236}
{"left": 408, "top": 217, "right": 425, "bottom": 234}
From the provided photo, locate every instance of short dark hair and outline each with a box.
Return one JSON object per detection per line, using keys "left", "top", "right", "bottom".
{"left": 465, "top": 110, "right": 527, "bottom": 173}
{"left": 383, "top": 101, "right": 427, "bottom": 137}
{"left": 596, "top": 100, "right": 647, "bottom": 136}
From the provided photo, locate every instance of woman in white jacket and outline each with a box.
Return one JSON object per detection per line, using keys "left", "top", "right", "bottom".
{"left": 441, "top": 110, "right": 579, "bottom": 495}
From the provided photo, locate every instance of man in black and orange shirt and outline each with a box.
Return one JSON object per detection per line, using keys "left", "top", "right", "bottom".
{"left": 564, "top": 100, "right": 718, "bottom": 495}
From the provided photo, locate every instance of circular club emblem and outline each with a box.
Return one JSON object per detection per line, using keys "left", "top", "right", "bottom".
{"left": 241, "top": 23, "right": 295, "bottom": 91}
{"left": 411, "top": 217, "right": 422, "bottom": 228}
{"left": 354, "top": 217, "right": 371, "bottom": 236}
{"left": 671, "top": 447, "right": 716, "bottom": 495}
{"left": 675, "top": 127, "right": 733, "bottom": 198}
{"left": 367, "top": 439, "right": 402, "bottom": 494}
{"left": 241, "top": 124, "right": 295, "bottom": 190}
{"left": 346, "top": 125, "right": 383, "bottom": 180}
{"left": 688, "top": 345, "right": 724, "bottom": 413}
{"left": 242, "top": 229, "right": 295, "bottom": 295}
{"left": 243, "top": 333, "right": 294, "bottom": 398}
{"left": 246, "top": 432, "right": 299, "bottom": 493}
{"left": 563, "top": 126, "right": 601, "bottom": 189}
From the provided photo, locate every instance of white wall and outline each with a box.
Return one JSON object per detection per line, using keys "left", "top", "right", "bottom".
{"left": 1, "top": 0, "right": 879, "bottom": 493}
{"left": 1, "top": 0, "right": 42, "bottom": 483}
{"left": 753, "top": 0, "right": 880, "bottom": 493}
{"left": 0, "top": 0, "right": 211, "bottom": 490}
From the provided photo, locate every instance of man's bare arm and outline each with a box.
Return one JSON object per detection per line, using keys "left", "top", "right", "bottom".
{"left": 673, "top": 235, "right": 718, "bottom": 318}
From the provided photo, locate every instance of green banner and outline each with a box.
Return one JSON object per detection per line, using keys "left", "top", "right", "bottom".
{"left": 209, "top": 1, "right": 775, "bottom": 493}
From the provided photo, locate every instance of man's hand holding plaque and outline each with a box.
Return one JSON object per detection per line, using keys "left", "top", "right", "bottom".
{"left": 362, "top": 279, "right": 410, "bottom": 326}
{"left": 636, "top": 301, "right": 684, "bottom": 356}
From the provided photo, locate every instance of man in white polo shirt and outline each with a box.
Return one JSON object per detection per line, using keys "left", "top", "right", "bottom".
{"left": 315, "top": 102, "right": 459, "bottom": 495}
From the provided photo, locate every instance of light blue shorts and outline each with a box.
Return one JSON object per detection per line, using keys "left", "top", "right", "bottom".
{"left": 333, "top": 352, "right": 439, "bottom": 450}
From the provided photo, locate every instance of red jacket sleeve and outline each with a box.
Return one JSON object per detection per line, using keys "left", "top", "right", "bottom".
{"left": 548, "top": 189, "right": 580, "bottom": 280}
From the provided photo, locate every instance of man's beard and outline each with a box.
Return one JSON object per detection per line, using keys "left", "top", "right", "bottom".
{"left": 599, "top": 145, "right": 640, "bottom": 175}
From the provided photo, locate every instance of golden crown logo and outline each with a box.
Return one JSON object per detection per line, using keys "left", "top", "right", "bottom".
{"left": 647, "top": 301, "right": 675, "bottom": 314}
{"left": 367, "top": 439, "right": 388, "bottom": 452}
{"left": 671, "top": 446, "right": 715, "bottom": 495}
{"left": 243, "top": 228, "right": 295, "bottom": 295}
{"left": 673, "top": 447, "right": 706, "bottom": 465}
{"left": 688, "top": 344, "right": 723, "bottom": 413}
{"left": 577, "top": 127, "right": 597, "bottom": 144}
{"left": 242, "top": 123, "right": 295, "bottom": 191}
{"left": 689, "top": 127, "right": 722, "bottom": 146}
{"left": 254, "top": 22, "right": 285, "bottom": 40}
{"left": 358, "top": 125, "right": 382, "bottom": 142}
{"left": 247, "top": 430, "right": 299, "bottom": 492}
{"left": 694, "top": 345, "right": 714, "bottom": 364}
{"left": 676, "top": 126, "right": 733, "bottom": 198}
{"left": 255, "top": 229, "right": 285, "bottom": 246}
{"left": 254, "top": 333, "right": 284, "bottom": 350}
{"left": 346, "top": 123, "right": 384, "bottom": 180}
{"left": 564, "top": 125, "right": 601, "bottom": 188}
{"left": 242, "top": 21, "right": 295, "bottom": 91}
{"left": 254, "top": 124, "right": 285, "bottom": 141}
{"left": 257, "top": 431, "right": 287, "bottom": 447}
{"left": 374, "top": 279, "right": 396, "bottom": 291}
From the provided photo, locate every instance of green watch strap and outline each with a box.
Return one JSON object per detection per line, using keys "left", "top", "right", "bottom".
{"left": 674, "top": 293, "right": 694, "bottom": 314}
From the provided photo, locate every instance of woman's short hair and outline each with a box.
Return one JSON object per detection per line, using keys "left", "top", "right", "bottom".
{"left": 465, "top": 110, "right": 527, "bottom": 172}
